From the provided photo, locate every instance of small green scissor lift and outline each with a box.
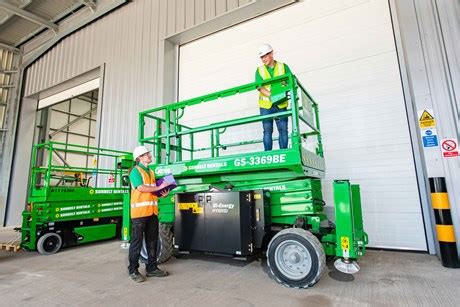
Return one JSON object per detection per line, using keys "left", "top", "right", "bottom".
{"left": 20, "top": 142, "right": 133, "bottom": 254}
{"left": 126, "top": 73, "right": 368, "bottom": 288}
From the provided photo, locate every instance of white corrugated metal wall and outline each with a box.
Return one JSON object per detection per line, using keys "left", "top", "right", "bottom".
{"left": 5, "top": 0, "right": 251, "bottom": 225}
{"left": 24, "top": 0, "right": 251, "bottom": 152}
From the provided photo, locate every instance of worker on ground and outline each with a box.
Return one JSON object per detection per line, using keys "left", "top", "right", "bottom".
{"left": 255, "top": 43, "right": 292, "bottom": 151}
{"left": 128, "top": 145, "right": 171, "bottom": 283}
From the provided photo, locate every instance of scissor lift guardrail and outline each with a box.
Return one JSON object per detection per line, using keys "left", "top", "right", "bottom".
{"left": 138, "top": 74, "right": 325, "bottom": 180}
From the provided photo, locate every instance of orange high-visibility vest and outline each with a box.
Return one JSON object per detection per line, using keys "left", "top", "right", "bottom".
{"left": 130, "top": 165, "right": 158, "bottom": 218}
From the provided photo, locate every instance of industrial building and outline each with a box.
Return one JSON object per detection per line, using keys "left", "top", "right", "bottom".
{"left": 0, "top": 0, "right": 459, "bottom": 305}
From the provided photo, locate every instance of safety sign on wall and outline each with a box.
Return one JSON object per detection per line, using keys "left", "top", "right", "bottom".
{"left": 418, "top": 109, "right": 436, "bottom": 129}
{"left": 441, "top": 138, "right": 458, "bottom": 158}
{"left": 418, "top": 109, "right": 438, "bottom": 148}
{"left": 422, "top": 129, "right": 438, "bottom": 148}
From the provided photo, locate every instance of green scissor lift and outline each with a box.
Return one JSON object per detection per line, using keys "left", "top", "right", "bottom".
{"left": 21, "top": 142, "right": 133, "bottom": 254}
{"left": 125, "top": 73, "right": 368, "bottom": 288}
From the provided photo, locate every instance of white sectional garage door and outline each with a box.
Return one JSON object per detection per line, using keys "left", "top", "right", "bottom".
{"left": 178, "top": 0, "right": 427, "bottom": 250}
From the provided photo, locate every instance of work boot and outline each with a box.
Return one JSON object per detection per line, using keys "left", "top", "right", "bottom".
{"left": 129, "top": 271, "right": 146, "bottom": 283}
{"left": 146, "top": 267, "right": 168, "bottom": 277}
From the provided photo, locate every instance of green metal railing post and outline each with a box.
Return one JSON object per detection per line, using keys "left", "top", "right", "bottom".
{"left": 172, "top": 110, "right": 177, "bottom": 162}
{"left": 29, "top": 143, "right": 38, "bottom": 195}
{"left": 155, "top": 119, "right": 162, "bottom": 164}
{"left": 289, "top": 75, "right": 300, "bottom": 148}
{"left": 138, "top": 113, "right": 145, "bottom": 145}
{"left": 175, "top": 107, "right": 185, "bottom": 162}
{"left": 46, "top": 143, "right": 53, "bottom": 194}
{"left": 314, "top": 103, "right": 324, "bottom": 157}
{"left": 215, "top": 129, "right": 220, "bottom": 157}
{"left": 165, "top": 109, "right": 171, "bottom": 164}
{"left": 211, "top": 129, "right": 215, "bottom": 158}
{"left": 177, "top": 125, "right": 183, "bottom": 162}
{"left": 190, "top": 133, "right": 194, "bottom": 160}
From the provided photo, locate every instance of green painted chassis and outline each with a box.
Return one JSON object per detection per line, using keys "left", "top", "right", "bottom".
{"left": 21, "top": 142, "right": 131, "bottom": 251}
{"left": 131, "top": 74, "right": 368, "bottom": 261}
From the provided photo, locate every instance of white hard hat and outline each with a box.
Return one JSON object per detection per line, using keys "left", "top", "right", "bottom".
{"left": 258, "top": 43, "right": 273, "bottom": 57}
{"left": 133, "top": 145, "right": 150, "bottom": 160}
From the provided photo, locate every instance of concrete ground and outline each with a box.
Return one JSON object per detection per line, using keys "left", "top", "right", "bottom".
{"left": 1, "top": 227, "right": 459, "bottom": 307}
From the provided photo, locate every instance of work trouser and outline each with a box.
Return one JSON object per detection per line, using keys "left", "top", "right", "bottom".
{"left": 128, "top": 215, "right": 159, "bottom": 274}
{"left": 260, "top": 105, "right": 289, "bottom": 151}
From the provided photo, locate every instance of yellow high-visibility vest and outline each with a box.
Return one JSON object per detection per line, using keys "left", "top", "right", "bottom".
{"left": 258, "top": 61, "right": 288, "bottom": 109}
{"left": 130, "top": 166, "right": 158, "bottom": 218}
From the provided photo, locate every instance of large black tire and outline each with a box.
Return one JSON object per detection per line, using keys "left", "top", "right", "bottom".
{"left": 267, "top": 228, "right": 326, "bottom": 288}
{"left": 37, "top": 233, "right": 62, "bottom": 255}
{"left": 140, "top": 223, "right": 173, "bottom": 264}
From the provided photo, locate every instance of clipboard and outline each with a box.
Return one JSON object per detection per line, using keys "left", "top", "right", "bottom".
{"left": 153, "top": 173, "right": 177, "bottom": 196}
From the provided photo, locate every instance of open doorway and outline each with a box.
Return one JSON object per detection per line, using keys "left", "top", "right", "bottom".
{"left": 37, "top": 89, "right": 98, "bottom": 144}
{"left": 34, "top": 89, "right": 99, "bottom": 187}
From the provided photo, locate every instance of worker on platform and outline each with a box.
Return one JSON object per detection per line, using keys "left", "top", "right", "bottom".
{"left": 128, "top": 145, "right": 171, "bottom": 283}
{"left": 255, "top": 43, "right": 292, "bottom": 151}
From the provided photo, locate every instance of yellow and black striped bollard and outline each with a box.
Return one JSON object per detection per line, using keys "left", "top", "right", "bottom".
{"left": 429, "top": 177, "right": 460, "bottom": 268}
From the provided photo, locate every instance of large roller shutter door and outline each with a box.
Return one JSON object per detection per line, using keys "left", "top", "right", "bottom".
{"left": 178, "top": 0, "right": 427, "bottom": 250}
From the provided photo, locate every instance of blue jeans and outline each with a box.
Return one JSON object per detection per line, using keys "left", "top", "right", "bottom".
{"left": 260, "top": 105, "right": 288, "bottom": 151}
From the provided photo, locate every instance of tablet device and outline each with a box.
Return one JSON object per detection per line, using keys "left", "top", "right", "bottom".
{"left": 270, "top": 82, "right": 289, "bottom": 105}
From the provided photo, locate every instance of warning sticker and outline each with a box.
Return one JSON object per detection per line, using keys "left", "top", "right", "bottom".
{"left": 341, "top": 236, "right": 350, "bottom": 250}
{"left": 178, "top": 202, "right": 203, "bottom": 214}
{"left": 418, "top": 109, "right": 436, "bottom": 128}
{"left": 441, "top": 139, "right": 459, "bottom": 158}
